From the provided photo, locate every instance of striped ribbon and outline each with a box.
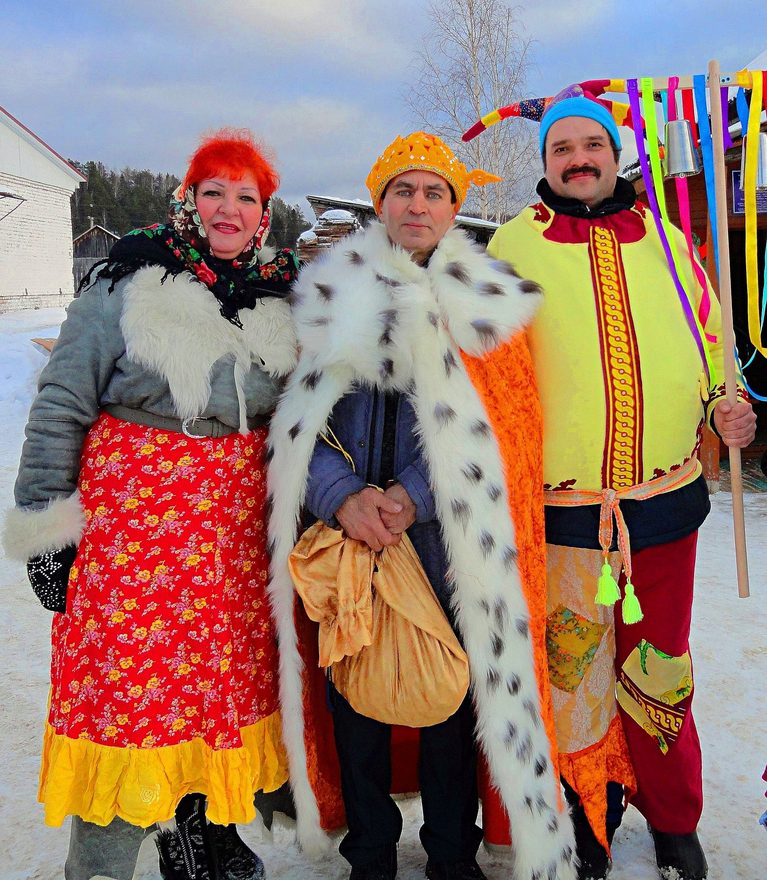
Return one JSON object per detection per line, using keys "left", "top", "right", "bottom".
{"left": 667, "top": 77, "right": 716, "bottom": 342}
{"left": 627, "top": 78, "right": 713, "bottom": 380}
{"left": 742, "top": 71, "right": 767, "bottom": 359}
{"left": 693, "top": 74, "right": 720, "bottom": 275}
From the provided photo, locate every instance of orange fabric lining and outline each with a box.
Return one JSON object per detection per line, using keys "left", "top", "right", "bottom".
{"left": 559, "top": 713, "right": 637, "bottom": 854}
{"left": 462, "top": 332, "right": 559, "bottom": 843}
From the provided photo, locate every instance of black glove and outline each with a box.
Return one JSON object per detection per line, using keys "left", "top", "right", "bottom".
{"left": 26, "top": 545, "right": 78, "bottom": 613}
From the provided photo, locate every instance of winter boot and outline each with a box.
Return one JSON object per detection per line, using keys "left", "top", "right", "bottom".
{"left": 570, "top": 800, "right": 611, "bottom": 880}
{"left": 563, "top": 781, "right": 621, "bottom": 880}
{"left": 649, "top": 827, "right": 708, "bottom": 880}
{"left": 208, "top": 823, "right": 265, "bottom": 880}
{"left": 156, "top": 794, "right": 221, "bottom": 880}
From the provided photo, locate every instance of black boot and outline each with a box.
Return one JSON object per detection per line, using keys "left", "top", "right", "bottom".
{"left": 649, "top": 827, "right": 708, "bottom": 879}
{"left": 208, "top": 823, "right": 264, "bottom": 880}
{"left": 563, "top": 781, "right": 618, "bottom": 880}
{"left": 570, "top": 800, "right": 611, "bottom": 880}
{"left": 157, "top": 794, "right": 221, "bottom": 880}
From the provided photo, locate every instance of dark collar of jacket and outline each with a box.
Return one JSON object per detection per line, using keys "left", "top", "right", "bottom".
{"left": 535, "top": 175, "right": 637, "bottom": 218}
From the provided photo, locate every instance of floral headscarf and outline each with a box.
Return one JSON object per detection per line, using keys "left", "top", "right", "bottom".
{"left": 169, "top": 182, "right": 273, "bottom": 268}
{"left": 80, "top": 183, "right": 298, "bottom": 328}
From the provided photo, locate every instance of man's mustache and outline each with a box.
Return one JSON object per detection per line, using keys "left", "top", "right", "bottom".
{"left": 562, "top": 166, "right": 601, "bottom": 182}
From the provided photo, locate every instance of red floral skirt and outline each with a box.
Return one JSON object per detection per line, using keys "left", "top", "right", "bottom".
{"left": 40, "top": 413, "right": 288, "bottom": 827}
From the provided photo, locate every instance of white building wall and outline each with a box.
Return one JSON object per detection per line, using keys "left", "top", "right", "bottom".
{"left": 0, "top": 170, "right": 76, "bottom": 313}
{"left": 0, "top": 110, "right": 83, "bottom": 313}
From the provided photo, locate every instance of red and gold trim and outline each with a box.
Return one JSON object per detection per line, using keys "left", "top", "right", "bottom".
{"left": 589, "top": 226, "right": 643, "bottom": 488}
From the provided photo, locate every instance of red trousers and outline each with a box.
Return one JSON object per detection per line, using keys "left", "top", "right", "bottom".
{"left": 614, "top": 532, "right": 703, "bottom": 834}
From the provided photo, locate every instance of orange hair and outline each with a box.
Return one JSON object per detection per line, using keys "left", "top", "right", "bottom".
{"left": 181, "top": 128, "right": 280, "bottom": 201}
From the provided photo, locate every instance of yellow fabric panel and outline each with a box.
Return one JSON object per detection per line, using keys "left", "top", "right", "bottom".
{"left": 616, "top": 639, "right": 692, "bottom": 755}
{"left": 488, "top": 207, "right": 724, "bottom": 493}
{"left": 39, "top": 710, "right": 288, "bottom": 828}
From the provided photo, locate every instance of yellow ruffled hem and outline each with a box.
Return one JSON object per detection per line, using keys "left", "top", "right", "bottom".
{"left": 39, "top": 711, "right": 289, "bottom": 828}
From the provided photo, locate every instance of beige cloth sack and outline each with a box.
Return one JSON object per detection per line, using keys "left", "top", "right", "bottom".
{"left": 289, "top": 521, "right": 470, "bottom": 727}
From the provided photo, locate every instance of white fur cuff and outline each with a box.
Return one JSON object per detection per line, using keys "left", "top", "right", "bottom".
{"left": 2, "top": 492, "right": 85, "bottom": 561}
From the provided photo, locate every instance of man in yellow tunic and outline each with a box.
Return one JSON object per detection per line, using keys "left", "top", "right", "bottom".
{"left": 486, "top": 94, "right": 755, "bottom": 880}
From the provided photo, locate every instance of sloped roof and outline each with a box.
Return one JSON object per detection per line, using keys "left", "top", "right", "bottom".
{"left": 0, "top": 105, "right": 85, "bottom": 184}
{"left": 73, "top": 223, "right": 119, "bottom": 245}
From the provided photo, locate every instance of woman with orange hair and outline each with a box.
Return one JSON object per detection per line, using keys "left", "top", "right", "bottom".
{"left": 3, "top": 129, "right": 299, "bottom": 880}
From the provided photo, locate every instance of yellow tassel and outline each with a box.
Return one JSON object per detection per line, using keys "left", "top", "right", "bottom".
{"left": 621, "top": 580, "right": 644, "bottom": 624}
{"left": 595, "top": 561, "right": 621, "bottom": 606}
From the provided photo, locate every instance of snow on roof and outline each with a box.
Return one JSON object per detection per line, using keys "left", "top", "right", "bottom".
{"left": 306, "top": 194, "right": 499, "bottom": 231}
{"left": 321, "top": 209, "right": 357, "bottom": 223}
{"left": 298, "top": 229, "right": 318, "bottom": 243}
{"left": 0, "top": 105, "right": 85, "bottom": 183}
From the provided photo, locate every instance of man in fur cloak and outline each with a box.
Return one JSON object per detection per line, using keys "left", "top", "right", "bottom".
{"left": 266, "top": 132, "right": 577, "bottom": 880}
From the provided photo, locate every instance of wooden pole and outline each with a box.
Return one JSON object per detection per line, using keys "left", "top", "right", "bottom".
{"left": 707, "top": 59, "right": 750, "bottom": 598}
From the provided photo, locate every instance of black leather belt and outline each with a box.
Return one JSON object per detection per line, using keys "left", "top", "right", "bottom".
{"left": 102, "top": 404, "right": 269, "bottom": 438}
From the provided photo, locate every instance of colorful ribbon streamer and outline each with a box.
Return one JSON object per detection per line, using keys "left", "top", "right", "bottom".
{"left": 739, "top": 250, "right": 767, "bottom": 379}
{"left": 667, "top": 77, "right": 716, "bottom": 341}
{"left": 736, "top": 87, "right": 750, "bottom": 134}
{"left": 682, "top": 88, "right": 699, "bottom": 145}
{"left": 721, "top": 87, "right": 733, "bottom": 150}
{"left": 742, "top": 71, "right": 767, "bottom": 358}
{"left": 693, "top": 74, "right": 720, "bottom": 275}
{"left": 627, "top": 78, "right": 713, "bottom": 380}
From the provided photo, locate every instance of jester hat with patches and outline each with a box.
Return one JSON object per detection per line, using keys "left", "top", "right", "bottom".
{"left": 463, "top": 80, "right": 637, "bottom": 154}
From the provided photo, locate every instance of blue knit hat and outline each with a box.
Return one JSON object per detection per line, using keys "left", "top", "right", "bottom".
{"left": 539, "top": 96, "right": 622, "bottom": 156}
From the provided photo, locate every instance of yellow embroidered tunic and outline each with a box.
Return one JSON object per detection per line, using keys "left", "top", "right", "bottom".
{"left": 488, "top": 199, "right": 725, "bottom": 495}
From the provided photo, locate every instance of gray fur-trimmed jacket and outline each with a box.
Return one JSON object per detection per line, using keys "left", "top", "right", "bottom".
{"left": 3, "top": 264, "right": 296, "bottom": 563}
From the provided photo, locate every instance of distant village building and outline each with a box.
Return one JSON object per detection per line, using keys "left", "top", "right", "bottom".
{"left": 0, "top": 105, "right": 85, "bottom": 313}
{"left": 297, "top": 209, "right": 361, "bottom": 262}
{"left": 73, "top": 224, "right": 119, "bottom": 293}
{"left": 298, "top": 194, "right": 499, "bottom": 262}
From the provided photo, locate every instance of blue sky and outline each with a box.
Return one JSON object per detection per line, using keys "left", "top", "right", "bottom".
{"left": 3, "top": 0, "right": 765, "bottom": 213}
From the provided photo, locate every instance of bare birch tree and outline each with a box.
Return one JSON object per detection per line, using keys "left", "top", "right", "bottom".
{"left": 406, "top": 0, "right": 538, "bottom": 221}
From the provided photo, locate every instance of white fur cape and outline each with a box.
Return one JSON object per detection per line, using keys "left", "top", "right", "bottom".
{"left": 267, "top": 223, "right": 576, "bottom": 880}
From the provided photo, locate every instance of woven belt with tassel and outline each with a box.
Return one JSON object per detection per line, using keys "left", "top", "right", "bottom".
{"left": 543, "top": 457, "right": 699, "bottom": 624}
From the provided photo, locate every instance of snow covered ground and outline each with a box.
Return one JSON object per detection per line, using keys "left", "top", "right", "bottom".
{"left": 0, "top": 308, "right": 764, "bottom": 880}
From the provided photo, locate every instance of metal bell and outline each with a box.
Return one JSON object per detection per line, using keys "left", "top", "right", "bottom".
{"left": 739, "top": 132, "right": 767, "bottom": 191}
{"left": 663, "top": 119, "right": 701, "bottom": 178}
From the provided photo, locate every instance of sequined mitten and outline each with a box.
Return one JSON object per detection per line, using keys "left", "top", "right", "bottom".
{"left": 26, "top": 545, "right": 77, "bottom": 612}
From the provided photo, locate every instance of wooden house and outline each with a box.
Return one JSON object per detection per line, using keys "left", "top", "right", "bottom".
{"left": 73, "top": 224, "right": 119, "bottom": 293}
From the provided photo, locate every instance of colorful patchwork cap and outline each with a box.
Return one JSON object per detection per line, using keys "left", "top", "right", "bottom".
{"left": 366, "top": 131, "right": 502, "bottom": 210}
{"left": 462, "top": 80, "right": 637, "bottom": 155}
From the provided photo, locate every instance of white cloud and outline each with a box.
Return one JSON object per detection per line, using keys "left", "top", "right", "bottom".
{"left": 130, "top": 0, "right": 425, "bottom": 76}
{"left": 520, "top": 0, "right": 613, "bottom": 44}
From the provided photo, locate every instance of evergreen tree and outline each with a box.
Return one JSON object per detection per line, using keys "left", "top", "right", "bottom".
{"left": 70, "top": 162, "right": 181, "bottom": 236}
{"left": 267, "top": 196, "right": 311, "bottom": 249}
{"left": 71, "top": 162, "right": 311, "bottom": 249}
